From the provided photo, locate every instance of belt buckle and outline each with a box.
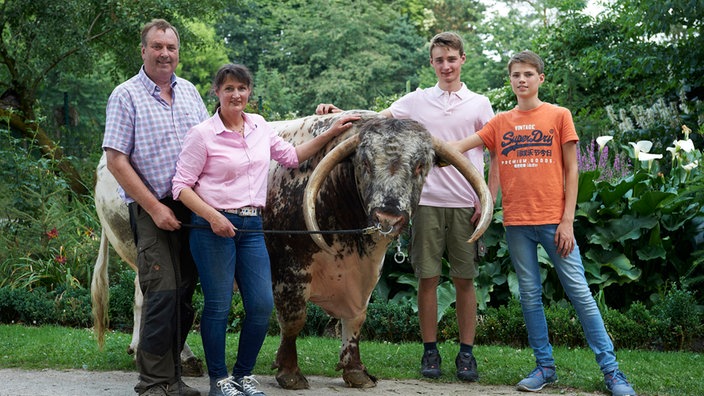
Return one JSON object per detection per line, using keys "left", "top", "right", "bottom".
{"left": 239, "top": 207, "right": 258, "bottom": 216}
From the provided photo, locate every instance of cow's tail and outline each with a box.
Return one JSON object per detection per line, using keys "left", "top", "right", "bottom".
{"left": 91, "top": 229, "right": 110, "bottom": 349}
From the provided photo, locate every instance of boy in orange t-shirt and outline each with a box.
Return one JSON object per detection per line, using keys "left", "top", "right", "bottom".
{"left": 455, "top": 50, "right": 635, "bottom": 396}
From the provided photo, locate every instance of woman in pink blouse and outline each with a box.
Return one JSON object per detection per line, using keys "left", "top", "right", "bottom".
{"left": 172, "top": 63, "right": 358, "bottom": 396}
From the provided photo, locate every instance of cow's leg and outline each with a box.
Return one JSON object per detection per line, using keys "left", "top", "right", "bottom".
{"left": 128, "top": 275, "right": 141, "bottom": 355}
{"left": 272, "top": 294, "right": 309, "bottom": 389}
{"left": 336, "top": 314, "right": 377, "bottom": 388}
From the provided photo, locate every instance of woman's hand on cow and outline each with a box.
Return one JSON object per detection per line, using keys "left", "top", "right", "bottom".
{"left": 316, "top": 103, "right": 343, "bottom": 114}
{"left": 327, "top": 114, "right": 361, "bottom": 137}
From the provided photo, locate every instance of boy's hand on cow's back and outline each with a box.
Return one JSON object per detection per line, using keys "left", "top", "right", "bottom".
{"left": 316, "top": 103, "right": 342, "bottom": 114}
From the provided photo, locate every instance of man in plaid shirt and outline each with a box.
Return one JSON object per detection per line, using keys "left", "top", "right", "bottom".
{"left": 102, "top": 18, "right": 209, "bottom": 396}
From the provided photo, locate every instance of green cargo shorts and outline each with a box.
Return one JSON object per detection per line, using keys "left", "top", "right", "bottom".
{"left": 409, "top": 205, "right": 478, "bottom": 279}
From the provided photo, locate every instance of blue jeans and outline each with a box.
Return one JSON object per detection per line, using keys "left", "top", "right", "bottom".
{"left": 190, "top": 213, "right": 273, "bottom": 380}
{"left": 505, "top": 225, "right": 618, "bottom": 374}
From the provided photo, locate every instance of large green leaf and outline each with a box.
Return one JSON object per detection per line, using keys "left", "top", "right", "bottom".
{"left": 589, "top": 214, "right": 659, "bottom": 247}
{"left": 630, "top": 190, "right": 676, "bottom": 215}
{"left": 584, "top": 249, "right": 641, "bottom": 283}
{"left": 596, "top": 173, "right": 648, "bottom": 206}
{"left": 635, "top": 223, "right": 667, "bottom": 261}
{"left": 577, "top": 170, "right": 599, "bottom": 203}
{"left": 436, "top": 282, "right": 456, "bottom": 322}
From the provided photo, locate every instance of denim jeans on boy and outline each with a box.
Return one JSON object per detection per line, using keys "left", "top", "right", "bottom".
{"left": 190, "top": 212, "right": 273, "bottom": 381}
{"left": 505, "top": 225, "right": 619, "bottom": 374}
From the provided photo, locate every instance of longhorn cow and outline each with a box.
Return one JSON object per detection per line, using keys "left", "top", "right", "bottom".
{"left": 264, "top": 111, "right": 491, "bottom": 388}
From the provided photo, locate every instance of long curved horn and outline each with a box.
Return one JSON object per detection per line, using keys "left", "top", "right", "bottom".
{"left": 303, "top": 133, "right": 361, "bottom": 254}
{"left": 431, "top": 137, "right": 493, "bottom": 243}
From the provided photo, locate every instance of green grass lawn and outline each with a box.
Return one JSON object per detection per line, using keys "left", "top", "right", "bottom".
{"left": 1, "top": 324, "right": 701, "bottom": 395}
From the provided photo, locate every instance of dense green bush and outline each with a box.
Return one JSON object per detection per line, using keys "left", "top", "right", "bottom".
{"left": 363, "top": 296, "right": 420, "bottom": 343}
{"left": 602, "top": 302, "right": 659, "bottom": 350}
{"left": 475, "top": 298, "right": 526, "bottom": 347}
{"left": 54, "top": 286, "right": 92, "bottom": 328}
{"left": 0, "top": 284, "right": 701, "bottom": 352}
{"left": 108, "top": 269, "right": 137, "bottom": 332}
{"left": 0, "top": 287, "right": 56, "bottom": 324}
{"left": 650, "top": 284, "right": 703, "bottom": 351}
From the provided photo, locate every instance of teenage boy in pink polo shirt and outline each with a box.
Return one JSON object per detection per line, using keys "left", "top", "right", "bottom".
{"left": 317, "top": 31, "right": 495, "bottom": 382}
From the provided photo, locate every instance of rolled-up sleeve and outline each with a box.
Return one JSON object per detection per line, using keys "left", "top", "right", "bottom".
{"left": 269, "top": 125, "right": 299, "bottom": 168}
{"left": 172, "top": 125, "right": 207, "bottom": 200}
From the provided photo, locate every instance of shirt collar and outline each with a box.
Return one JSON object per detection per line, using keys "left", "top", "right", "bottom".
{"left": 431, "top": 83, "right": 469, "bottom": 99}
{"left": 138, "top": 66, "right": 177, "bottom": 95}
{"left": 214, "top": 110, "right": 256, "bottom": 136}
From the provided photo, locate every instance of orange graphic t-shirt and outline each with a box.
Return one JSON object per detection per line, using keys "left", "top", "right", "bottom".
{"left": 477, "top": 103, "right": 579, "bottom": 226}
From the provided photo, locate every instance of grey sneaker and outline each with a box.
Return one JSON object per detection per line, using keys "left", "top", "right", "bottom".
{"left": 604, "top": 369, "right": 636, "bottom": 396}
{"left": 420, "top": 349, "right": 442, "bottom": 379}
{"left": 236, "top": 375, "right": 266, "bottom": 396}
{"left": 209, "top": 376, "right": 244, "bottom": 396}
{"left": 516, "top": 366, "right": 558, "bottom": 392}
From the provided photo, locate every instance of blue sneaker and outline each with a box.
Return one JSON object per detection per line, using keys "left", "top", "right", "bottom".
{"left": 604, "top": 369, "right": 636, "bottom": 396}
{"left": 516, "top": 366, "right": 558, "bottom": 392}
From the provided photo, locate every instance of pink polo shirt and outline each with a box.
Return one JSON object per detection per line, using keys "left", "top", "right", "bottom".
{"left": 389, "top": 84, "right": 494, "bottom": 207}
{"left": 172, "top": 111, "right": 299, "bottom": 209}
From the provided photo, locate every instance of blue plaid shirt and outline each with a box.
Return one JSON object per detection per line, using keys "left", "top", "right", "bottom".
{"left": 103, "top": 66, "right": 209, "bottom": 202}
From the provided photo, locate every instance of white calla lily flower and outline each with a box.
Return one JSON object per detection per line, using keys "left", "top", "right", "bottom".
{"left": 629, "top": 140, "right": 654, "bottom": 160}
{"left": 676, "top": 139, "right": 695, "bottom": 153}
{"left": 682, "top": 160, "right": 698, "bottom": 171}
{"left": 638, "top": 152, "right": 663, "bottom": 161}
{"left": 596, "top": 136, "right": 613, "bottom": 151}
{"left": 635, "top": 140, "right": 653, "bottom": 153}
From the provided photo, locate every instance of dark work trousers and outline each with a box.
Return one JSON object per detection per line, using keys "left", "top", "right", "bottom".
{"left": 129, "top": 197, "right": 197, "bottom": 394}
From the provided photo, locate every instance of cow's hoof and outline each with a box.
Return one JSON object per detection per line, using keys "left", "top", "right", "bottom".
{"left": 181, "top": 356, "right": 205, "bottom": 377}
{"left": 343, "top": 370, "right": 378, "bottom": 388}
{"left": 275, "top": 372, "right": 310, "bottom": 390}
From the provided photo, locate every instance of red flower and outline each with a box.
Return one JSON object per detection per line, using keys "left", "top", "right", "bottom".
{"left": 55, "top": 255, "right": 67, "bottom": 264}
{"left": 46, "top": 227, "right": 59, "bottom": 239}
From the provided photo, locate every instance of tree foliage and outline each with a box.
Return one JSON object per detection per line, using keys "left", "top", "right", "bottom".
{"left": 218, "top": 0, "right": 428, "bottom": 115}
{"left": 532, "top": 0, "right": 704, "bottom": 138}
{"left": 0, "top": 0, "right": 227, "bottom": 194}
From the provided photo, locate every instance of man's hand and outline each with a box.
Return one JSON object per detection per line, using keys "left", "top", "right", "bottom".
{"left": 316, "top": 103, "right": 342, "bottom": 115}
{"left": 147, "top": 202, "right": 182, "bottom": 231}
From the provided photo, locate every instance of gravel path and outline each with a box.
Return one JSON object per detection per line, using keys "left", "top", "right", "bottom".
{"left": 0, "top": 368, "right": 605, "bottom": 396}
